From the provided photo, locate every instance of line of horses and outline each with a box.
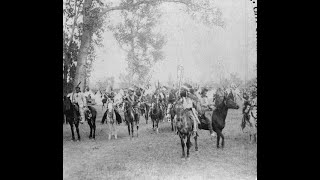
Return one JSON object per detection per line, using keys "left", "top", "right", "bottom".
{"left": 63, "top": 90, "right": 256, "bottom": 159}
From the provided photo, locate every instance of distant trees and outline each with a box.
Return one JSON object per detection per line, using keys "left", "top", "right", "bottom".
{"left": 95, "top": 76, "right": 115, "bottom": 92}
{"left": 67, "top": 0, "right": 225, "bottom": 91}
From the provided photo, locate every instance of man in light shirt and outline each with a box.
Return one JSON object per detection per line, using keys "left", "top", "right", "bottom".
{"left": 71, "top": 86, "right": 89, "bottom": 124}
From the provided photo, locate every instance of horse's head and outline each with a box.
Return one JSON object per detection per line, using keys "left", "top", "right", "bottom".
{"left": 174, "top": 101, "right": 184, "bottom": 120}
{"left": 223, "top": 94, "right": 239, "bottom": 110}
{"left": 63, "top": 96, "right": 71, "bottom": 111}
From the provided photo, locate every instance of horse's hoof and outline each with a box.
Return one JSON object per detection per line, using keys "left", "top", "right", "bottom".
{"left": 186, "top": 156, "right": 190, "bottom": 160}
{"left": 181, "top": 155, "right": 185, "bottom": 159}
{"left": 195, "top": 148, "right": 198, "bottom": 151}
{"left": 72, "top": 138, "right": 76, "bottom": 141}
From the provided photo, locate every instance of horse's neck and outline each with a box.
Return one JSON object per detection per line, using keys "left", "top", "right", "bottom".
{"left": 216, "top": 105, "right": 228, "bottom": 120}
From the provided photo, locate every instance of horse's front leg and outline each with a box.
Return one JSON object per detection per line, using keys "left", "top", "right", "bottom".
{"left": 69, "top": 121, "right": 75, "bottom": 141}
{"left": 215, "top": 129, "right": 224, "bottom": 148}
{"left": 135, "top": 114, "right": 139, "bottom": 137}
{"left": 88, "top": 121, "right": 92, "bottom": 139}
{"left": 127, "top": 121, "right": 131, "bottom": 136}
{"left": 171, "top": 114, "right": 174, "bottom": 131}
{"left": 107, "top": 121, "right": 112, "bottom": 140}
{"left": 114, "top": 122, "right": 117, "bottom": 139}
{"left": 131, "top": 121, "right": 134, "bottom": 139}
{"left": 75, "top": 119, "right": 81, "bottom": 141}
{"left": 92, "top": 121, "right": 96, "bottom": 139}
{"left": 156, "top": 119, "right": 159, "bottom": 134}
{"left": 180, "top": 135, "right": 186, "bottom": 158}
{"left": 186, "top": 134, "right": 192, "bottom": 158}
{"left": 194, "top": 132, "right": 198, "bottom": 151}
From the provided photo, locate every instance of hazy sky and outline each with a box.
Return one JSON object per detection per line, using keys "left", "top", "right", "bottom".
{"left": 89, "top": 0, "right": 257, "bottom": 87}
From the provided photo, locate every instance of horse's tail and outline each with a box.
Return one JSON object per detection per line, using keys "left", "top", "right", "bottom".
{"left": 101, "top": 110, "right": 108, "bottom": 124}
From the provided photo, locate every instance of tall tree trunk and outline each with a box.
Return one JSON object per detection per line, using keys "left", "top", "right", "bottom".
{"left": 74, "top": 29, "right": 92, "bottom": 91}
{"left": 73, "top": 0, "right": 93, "bottom": 91}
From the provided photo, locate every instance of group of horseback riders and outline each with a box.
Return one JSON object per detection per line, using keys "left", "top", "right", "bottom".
{"left": 167, "top": 84, "right": 219, "bottom": 137}
{"left": 66, "top": 82, "right": 257, "bottom": 137}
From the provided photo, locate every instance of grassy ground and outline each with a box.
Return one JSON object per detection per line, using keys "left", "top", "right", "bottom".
{"left": 63, "top": 104, "right": 257, "bottom": 180}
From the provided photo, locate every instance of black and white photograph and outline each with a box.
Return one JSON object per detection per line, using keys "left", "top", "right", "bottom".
{"left": 63, "top": 0, "right": 257, "bottom": 179}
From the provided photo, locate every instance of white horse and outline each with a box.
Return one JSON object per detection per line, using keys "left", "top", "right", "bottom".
{"left": 106, "top": 101, "right": 117, "bottom": 140}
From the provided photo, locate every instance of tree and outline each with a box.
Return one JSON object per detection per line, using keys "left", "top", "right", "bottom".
{"left": 63, "top": 0, "right": 84, "bottom": 94}
{"left": 219, "top": 77, "right": 230, "bottom": 90}
{"left": 63, "top": 0, "right": 103, "bottom": 93}
{"left": 108, "top": 3, "right": 166, "bottom": 84}
{"left": 70, "top": 0, "right": 225, "bottom": 91}
{"left": 167, "top": 73, "right": 174, "bottom": 88}
{"left": 229, "top": 72, "right": 243, "bottom": 88}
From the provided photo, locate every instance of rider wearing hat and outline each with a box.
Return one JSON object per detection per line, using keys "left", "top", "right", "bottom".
{"left": 199, "top": 87, "right": 216, "bottom": 137}
{"left": 71, "top": 86, "right": 89, "bottom": 124}
{"left": 125, "top": 87, "right": 139, "bottom": 115}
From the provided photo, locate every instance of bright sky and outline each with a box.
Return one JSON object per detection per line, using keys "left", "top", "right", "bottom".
{"left": 89, "top": 0, "right": 257, "bottom": 88}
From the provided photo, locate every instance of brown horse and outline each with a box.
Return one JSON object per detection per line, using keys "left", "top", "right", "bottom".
{"left": 175, "top": 100, "right": 199, "bottom": 159}
{"left": 123, "top": 100, "right": 139, "bottom": 139}
{"left": 150, "top": 96, "right": 164, "bottom": 133}
{"left": 198, "top": 93, "right": 239, "bottom": 148}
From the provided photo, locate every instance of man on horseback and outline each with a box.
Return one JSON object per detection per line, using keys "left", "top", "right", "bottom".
{"left": 124, "top": 87, "right": 139, "bottom": 116}
{"left": 180, "top": 86, "right": 200, "bottom": 133}
{"left": 213, "top": 87, "right": 225, "bottom": 107}
{"left": 166, "top": 88, "right": 177, "bottom": 120}
{"left": 198, "top": 87, "right": 216, "bottom": 137}
{"left": 241, "top": 92, "right": 251, "bottom": 130}
{"left": 71, "top": 86, "right": 90, "bottom": 124}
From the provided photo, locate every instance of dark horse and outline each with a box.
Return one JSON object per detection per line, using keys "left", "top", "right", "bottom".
{"left": 198, "top": 93, "right": 239, "bottom": 148}
{"left": 63, "top": 96, "right": 81, "bottom": 141}
{"left": 123, "top": 100, "right": 139, "bottom": 139}
{"left": 139, "top": 101, "right": 150, "bottom": 124}
{"left": 175, "top": 100, "right": 199, "bottom": 159}
{"left": 150, "top": 97, "right": 164, "bottom": 133}
{"left": 167, "top": 89, "right": 178, "bottom": 132}
{"left": 84, "top": 106, "right": 97, "bottom": 139}
{"left": 169, "top": 103, "right": 177, "bottom": 132}
{"left": 140, "top": 94, "right": 151, "bottom": 124}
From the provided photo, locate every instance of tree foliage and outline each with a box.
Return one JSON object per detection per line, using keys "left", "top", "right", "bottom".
{"left": 229, "top": 72, "right": 243, "bottom": 88}
{"left": 63, "top": 0, "right": 107, "bottom": 93}
{"left": 67, "top": 0, "right": 225, "bottom": 90}
{"left": 108, "top": 2, "right": 166, "bottom": 85}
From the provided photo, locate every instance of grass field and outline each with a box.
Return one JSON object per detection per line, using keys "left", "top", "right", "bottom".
{"left": 63, "top": 104, "right": 257, "bottom": 180}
